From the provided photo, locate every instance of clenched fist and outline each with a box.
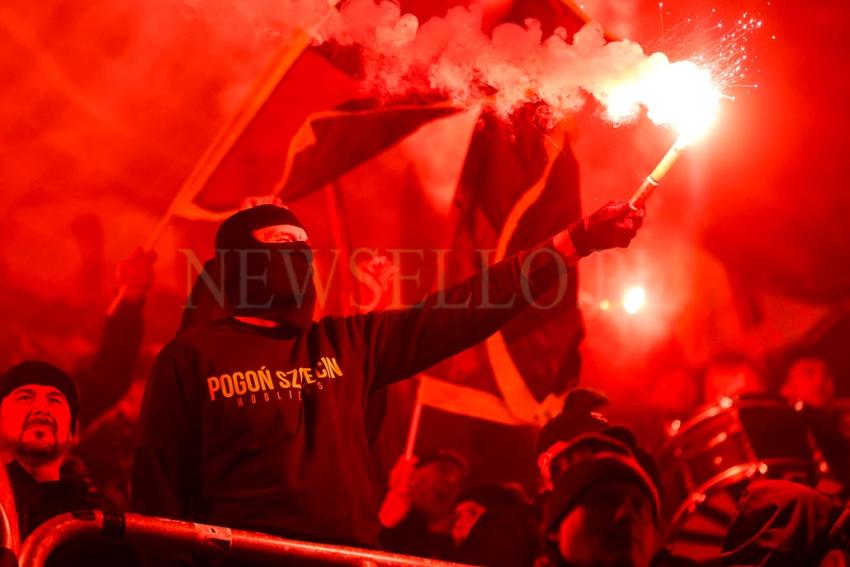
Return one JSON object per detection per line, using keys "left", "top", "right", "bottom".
{"left": 567, "top": 201, "right": 645, "bottom": 256}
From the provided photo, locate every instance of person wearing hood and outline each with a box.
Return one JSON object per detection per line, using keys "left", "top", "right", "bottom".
{"left": 541, "top": 433, "right": 698, "bottom": 567}
{"left": 535, "top": 392, "right": 688, "bottom": 567}
{"left": 542, "top": 445, "right": 666, "bottom": 567}
{"left": 132, "top": 200, "right": 644, "bottom": 552}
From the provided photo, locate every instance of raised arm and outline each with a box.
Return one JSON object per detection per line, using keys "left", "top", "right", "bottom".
{"left": 352, "top": 201, "right": 644, "bottom": 390}
{"left": 76, "top": 248, "right": 155, "bottom": 428}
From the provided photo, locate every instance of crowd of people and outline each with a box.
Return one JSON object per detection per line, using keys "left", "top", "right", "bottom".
{"left": 374, "top": 351, "right": 850, "bottom": 567}
{"left": 2, "top": 200, "right": 849, "bottom": 567}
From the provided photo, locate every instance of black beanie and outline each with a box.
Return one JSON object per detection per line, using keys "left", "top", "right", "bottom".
{"left": 0, "top": 361, "right": 79, "bottom": 429}
{"left": 536, "top": 387, "right": 609, "bottom": 457}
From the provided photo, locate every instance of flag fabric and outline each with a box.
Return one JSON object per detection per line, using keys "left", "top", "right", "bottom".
{"left": 417, "top": 374, "right": 525, "bottom": 426}
{"left": 175, "top": 44, "right": 460, "bottom": 220}
{"left": 275, "top": 102, "right": 462, "bottom": 201}
{"left": 387, "top": 0, "right": 592, "bottom": 429}
{"left": 176, "top": 44, "right": 356, "bottom": 220}
{"left": 418, "top": 111, "right": 585, "bottom": 427}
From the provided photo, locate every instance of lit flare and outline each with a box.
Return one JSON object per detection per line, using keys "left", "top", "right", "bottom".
{"left": 616, "top": 59, "right": 723, "bottom": 208}
{"left": 607, "top": 57, "right": 723, "bottom": 145}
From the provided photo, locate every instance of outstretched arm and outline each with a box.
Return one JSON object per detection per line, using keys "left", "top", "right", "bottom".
{"left": 352, "top": 201, "right": 644, "bottom": 390}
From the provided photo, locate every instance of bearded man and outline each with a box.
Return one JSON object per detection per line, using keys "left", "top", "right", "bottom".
{"left": 0, "top": 361, "right": 141, "bottom": 566}
{"left": 0, "top": 361, "right": 98, "bottom": 540}
{"left": 132, "top": 201, "right": 644, "bottom": 549}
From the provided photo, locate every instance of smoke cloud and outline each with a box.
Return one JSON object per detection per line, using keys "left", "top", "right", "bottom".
{"left": 254, "top": 0, "right": 709, "bottom": 127}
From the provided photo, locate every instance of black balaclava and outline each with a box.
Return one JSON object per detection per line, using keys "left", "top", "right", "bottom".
{"left": 215, "top": 205, "right": 315, "bottom": 329}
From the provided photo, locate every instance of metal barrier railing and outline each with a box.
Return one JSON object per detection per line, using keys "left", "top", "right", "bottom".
{"left": 0, "top": 500, "right": 17, "bottom": 555}
{"left": 0, "top": 465, "right": 20, "bottom": 554}
{"left": 18, "top": 510, "right": 471, "bottom": 567}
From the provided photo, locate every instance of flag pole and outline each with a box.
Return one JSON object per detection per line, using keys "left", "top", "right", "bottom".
{"left": 403, "top": 397, "right": 424, "bottom": 460}
{"left": 106, "top": 31, "right": 315, "bottom": 315}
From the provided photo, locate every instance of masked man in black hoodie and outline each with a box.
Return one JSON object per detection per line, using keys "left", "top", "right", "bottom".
{"left": 132, "top": 201, "right": 644, "bottom": 552}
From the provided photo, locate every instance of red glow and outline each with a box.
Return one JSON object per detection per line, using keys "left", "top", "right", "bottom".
{"left": 622, "top": 286, "right": 646, "bottom": 314}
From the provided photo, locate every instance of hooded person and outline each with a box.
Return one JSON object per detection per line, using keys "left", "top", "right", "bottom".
{"left": 177, "top": 203, "right": 314, "bottom": 333}
{"left": 132, "top": 200, "right": 644, "bottom": 559}
{"left": 540, "top": 431, "right": 699, "bottom": 567}
{"left": 536, "top": 387, "right": 610, "bottom": 492}
{"left": 215, "top": 205, "right": 316, "bottom": 328}
{"left": 535, "top": 387, "right": 695, "bottom": 567}
{"left": 542, "top": 445, "right": 664, "bottom": 567}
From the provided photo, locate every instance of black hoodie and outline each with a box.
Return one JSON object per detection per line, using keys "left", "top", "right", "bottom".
{"left": 132, "top": 241, "right": 569, "bottom": 548}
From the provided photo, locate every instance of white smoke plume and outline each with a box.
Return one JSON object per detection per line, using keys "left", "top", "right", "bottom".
{"left": 250, "top": 0, "right": 714, "bottom": 128}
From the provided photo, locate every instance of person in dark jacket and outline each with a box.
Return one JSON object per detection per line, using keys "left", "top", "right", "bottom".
{"left": 70, "top": 247, "right": 156, "bottom": 510}
{"left": 379, "top": 450, "right": 468, "bottom": 559}
{"left": 0, "top": 361, "right": 137, "bottom": 566}
{"left": 0, "top": 361, "right": 89, "bottom": 538}
{"left": 542, "top": 442, "right": 669, "bottom": 567}
{"left": 536, "top": 387, "right": 610, "bottom": 493}
{"left": 536, "top": 397, "right": 691, "bottom": 567}
{"left": 721, "top": 479, "right": 845, "bottom": 566}
{"left": 451, "top": 482, "right": 540, "bottom": 567}
{"left": 74, "top": 246, "right": 155, "bottom": 430}
{"left": 132, "top": 201, "right": 644, "bottom": 551}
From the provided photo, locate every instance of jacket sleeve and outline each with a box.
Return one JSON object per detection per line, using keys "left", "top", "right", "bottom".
{"left": 75, "top": 299, "right": 145, "bottom": 428}
{"left": 349, "top": 241, "right": 575, "bottom": 391}
{"left": 131, "top": 342, "right": 200, "bottom": 521}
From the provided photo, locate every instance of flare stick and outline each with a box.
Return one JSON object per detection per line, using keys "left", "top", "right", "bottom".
{"left": 404, "top": 399, "right": 423, "bottom": 459}
{"left": 629, "top": 138, "right": 687, "bottom": 209}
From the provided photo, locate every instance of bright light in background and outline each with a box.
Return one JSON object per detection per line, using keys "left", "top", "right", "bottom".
{"left": 622, "top": 286, "right": 646, "bottom": 314}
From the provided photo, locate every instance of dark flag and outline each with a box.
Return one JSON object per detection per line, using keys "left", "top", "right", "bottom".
{"left": 419, "top": 109, "right": 585, "bottom": 427}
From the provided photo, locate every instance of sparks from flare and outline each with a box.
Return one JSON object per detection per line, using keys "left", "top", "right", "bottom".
{"left": 653, "top": 10, "right": 766, "bottom": 96}
{"left": 287, "top": 0, "right": 769, "bottom": 173}
{"left": 622, "top": 10, "right": 767, "bottom": 207}
{"left": 608, "top": 9, "right": 766, "bottom": 145}
{"left": 312, "top": 1, "right": 766, "bottom": 132}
